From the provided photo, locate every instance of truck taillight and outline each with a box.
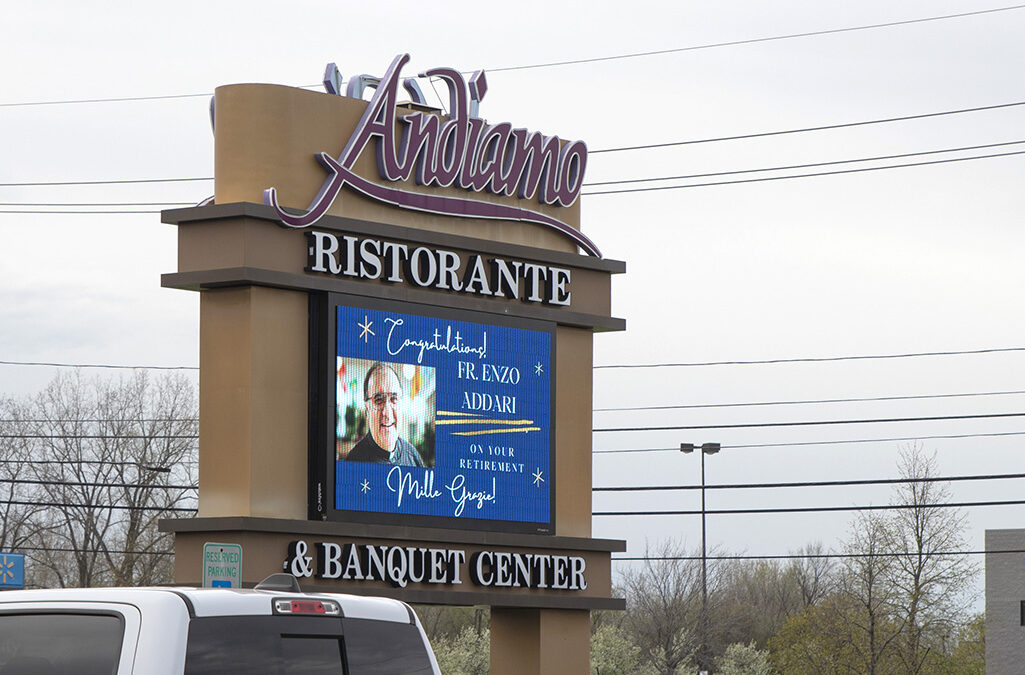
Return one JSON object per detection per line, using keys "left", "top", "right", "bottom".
{"left": 273, "top": 599, "right": 341, "bottom": 616}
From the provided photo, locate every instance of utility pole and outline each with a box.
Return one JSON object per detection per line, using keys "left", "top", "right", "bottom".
{"left": 681, "top": 442, "right": 720, "bottom": 675}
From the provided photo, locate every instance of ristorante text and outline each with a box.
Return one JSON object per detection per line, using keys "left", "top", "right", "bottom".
{"left": 307, "top": 230, "right": 571, "bottom": 306}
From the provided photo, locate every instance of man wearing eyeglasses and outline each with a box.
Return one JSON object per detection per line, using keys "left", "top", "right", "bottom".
{"left": 346, "top": 362, "right": 426, "bottom": 467}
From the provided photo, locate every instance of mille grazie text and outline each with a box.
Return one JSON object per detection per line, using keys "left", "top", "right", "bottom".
{"left": 306, "top": 231, "right": 572, "bottom": 306}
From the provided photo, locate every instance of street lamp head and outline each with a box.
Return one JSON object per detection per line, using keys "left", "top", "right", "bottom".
{"left": 701, "top": 443, "right": 721, "bottom": 455}
{"left": 680, "top": 442, "right": 720, "bottom": 455}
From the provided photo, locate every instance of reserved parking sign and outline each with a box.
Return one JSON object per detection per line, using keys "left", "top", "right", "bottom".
{"left": 203, "top": 543, "right": 242, "bottom": 588}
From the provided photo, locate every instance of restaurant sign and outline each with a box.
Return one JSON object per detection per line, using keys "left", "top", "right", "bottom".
{"left": 284, "top": 539, "right": 587, "bottom": 591}
{"left": 264, "top": 53, "right": 601, "bottom": 257}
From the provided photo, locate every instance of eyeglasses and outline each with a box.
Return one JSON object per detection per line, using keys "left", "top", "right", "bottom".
{"left": 366, "top": 393, "right": 400, "bottom": 408}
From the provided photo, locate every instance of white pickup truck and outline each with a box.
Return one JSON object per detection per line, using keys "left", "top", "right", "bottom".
{"left": 0, "top": 575, "right": 441, "bottom": 674}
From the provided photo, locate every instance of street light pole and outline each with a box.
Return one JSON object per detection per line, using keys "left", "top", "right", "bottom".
{"left": 681, "top": 442, "right": 720, "bottom": 675}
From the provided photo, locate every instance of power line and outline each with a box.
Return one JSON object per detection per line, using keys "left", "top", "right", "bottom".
{"left": 0, "top": 202, "right": 193, "bottom": 207}
{"left": 594, "top": 346, "right": 1025, "bottom": 369}
{"left": 5, "top": 346, "right": 1023, "bottom": 373}
{"left": 14, "top": 412, "right": 1020, "bottom": 439}
{"left": 584, "top": 139, "right": 1025, "bottom": 186}
{"left": 0, "top": 177, "right": 212, "bottom": 187}
{"left": 593, "top": 471, "right": 1025, "bottom": 492}
{"left": 0, "top": 84, "right": 319, "bottom": 109}
{"left": 0, "top": 132, "right": 1016, "bottom": 214}
{"left": 0, "top": 145, "right": 1022, "bottom": 215}
{"left": 0, "top": 434, "right": 197, "bottom": 440}
{"left": 19, "top": 387, "right": 1017, "bottom": 419}
{"left": 0, "top": 459, "right": 196, "bottom": 467}
{"left": 0, "top": 359, "right": 197, "bottom": 370}
{"left": 0, "top": 92, "right": 215, "bottom": 108}
{"left": 0, "top": 210, "right": 162, "bottom": 215}
{"left": 11, "top": 547, "right": 1019, "bottom": 562}
{"left": 593, "top": 388, "right": 1025, "bottom": 413}
{"left": 583, "top": 149, "right": 1025, "bottom": 195}
{"left": 0, "top": 418, "right": 197, "bottom": 423}
{"left": 426, "top": 77, "right": 450, "bottom": 115}
{"left": 3, "top": 108, "right": 1024, "bottom": 196}
{"left": 591, "top": 101, "right": 1025, "bottom": 154}
{"left": 2, "top": 6, "right": 1022, "bottom": 109}
{"left": 9, "top": 548, "right": 1017, "bottom": 562}
{"left": 0, "top": 136, "right": 1015, "bottom": 203}
{"left": 593, "top": 498, "right": 1025, "bottom": 516}
{"left": 19, "top": 546, "right": 173, "bottom": 557}
{"left": 1, "top": 499, "right": 195, "bottom": 513}
{"left": 1, "top": 478, "right": 196, "bottom": 490}
{"left": 594, "top": 430, "right": 1025, "bottom": 454}
{"left": 731, "top": 430, "right": 1025, "bottom": 449}
{"left": 4, "top": 102, "right": 1025, "bottom": 192}
{"left": 594, "top": 411, "right": 1025, "bottom": 433}
{"left": 612, "top": 548, "right": 1025, "bottom": 562}
{"left": 487, "top": 4, "right": 1025, "bottom": 73}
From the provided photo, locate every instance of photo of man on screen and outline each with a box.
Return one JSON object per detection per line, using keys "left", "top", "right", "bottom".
{"left": 345, "top": 361, "right": 426, "bottom": 467}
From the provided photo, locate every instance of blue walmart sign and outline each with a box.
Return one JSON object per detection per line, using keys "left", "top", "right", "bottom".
{"left": 0, "top": 553, "right": 24, "bottom": 589}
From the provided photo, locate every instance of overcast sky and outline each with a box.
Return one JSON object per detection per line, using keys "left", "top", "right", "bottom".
{"left": 3, "top": 1, "right": 1024, "bottom": 606}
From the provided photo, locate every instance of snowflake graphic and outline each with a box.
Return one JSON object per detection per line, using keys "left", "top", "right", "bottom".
{"left": 358, "top": 316, "right": 375, "bottom": 342}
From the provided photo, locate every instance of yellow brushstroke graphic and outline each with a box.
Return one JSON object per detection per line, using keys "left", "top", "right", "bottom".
{"left": 437, "top": 419, "right": 535, "bottom": 426}
{"left": 454, "top": 427, "right": 542, "bottom": 436}
{"left": 436, "top": 410, "right": 539, "bottom": 435}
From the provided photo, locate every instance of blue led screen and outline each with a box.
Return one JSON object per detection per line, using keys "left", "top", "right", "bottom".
{"left": 333, "top": 303, "right": 552, "bottom": 529}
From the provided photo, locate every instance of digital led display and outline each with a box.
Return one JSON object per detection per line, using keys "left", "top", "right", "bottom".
{"left": 313, "top": 295, "right": 554, "bottom": 533}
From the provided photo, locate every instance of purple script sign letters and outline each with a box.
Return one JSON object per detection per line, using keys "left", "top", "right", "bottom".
{"left": 263, "top": 54, "right": 601, "bottom": 258}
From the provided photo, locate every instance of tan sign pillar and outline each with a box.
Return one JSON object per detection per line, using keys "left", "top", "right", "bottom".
{"left": 161, "top": 54, "right": 624, "bottom": 674}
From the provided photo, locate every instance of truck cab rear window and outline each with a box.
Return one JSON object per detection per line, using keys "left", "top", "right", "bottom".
{"left": 280, "top": 637, "right": 343, "bottom": 675}
{"left": 0, "top": 613, "right": 123, "bottom": 675}
{"left": 185, "top": 616, "right": 433, "bottom": 674}
{"left": 341, "top": 618, "right": 434, "bottom": 674}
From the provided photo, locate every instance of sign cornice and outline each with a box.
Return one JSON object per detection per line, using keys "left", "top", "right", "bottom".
{"left": 160, "top": 202, "right": 625, "bottom": 274}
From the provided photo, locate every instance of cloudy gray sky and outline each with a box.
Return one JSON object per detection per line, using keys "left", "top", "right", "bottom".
{"left": 3, "top": 1, "right": 1024, "bottom": 605}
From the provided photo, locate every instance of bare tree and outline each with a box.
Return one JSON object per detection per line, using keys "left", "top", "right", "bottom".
{"left": 27, "top": 373, "right": 118, "bottom": 587}
{"left": 0, "top": 398, "right": 50, "bottom": 558}
{"left": 719, "top": 559, "right": 798, "bottom": 648}
{"left": 884, "top": 445, "right": 977, "bottom": 673}
{"left": 767, "top": 448, "right": 979, "bottom": 674}
{"left": 788, "top": 541, "right": 834, "bottom": 608}
{"left": 415, "top": 605, "right": 489, "bottom": 643}
{"left": 836, "top": 512, "right": 904, "bottom": 675}
{"left": 619, "top": 541, "right": 701, "bottom": 674}
{"left": 92, "top": 374, "right": 197, "bottom": 585}
{"left": 771, "top": 521, "right": 901, "bottom": 674}
{"left": 13, "top": 371, "right": 197, "bottom": 588}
